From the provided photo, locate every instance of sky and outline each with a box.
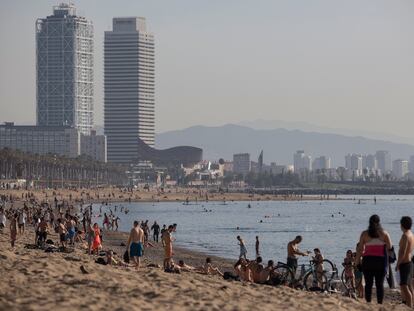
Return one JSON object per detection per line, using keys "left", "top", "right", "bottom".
{"left": 1, "top": 0, "right": 414, "bottom": 136}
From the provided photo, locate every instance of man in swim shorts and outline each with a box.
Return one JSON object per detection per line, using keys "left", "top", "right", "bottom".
{"left": 164, "top": 225, "right": 174, "bottom": 270}
{"left": 397, "top": 216, "right": 414, "bottom": 307}
{"left": 126, "top": 221, "right": 144, "bottom": 270}
{"left": 287, "top": 235, "right": 310, "bottom": 273}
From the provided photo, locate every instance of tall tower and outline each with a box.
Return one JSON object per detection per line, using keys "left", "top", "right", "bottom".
{"left": 104, "top": 17, "right": 155, "bottom": 163}
{"left": 36, "top": 3, "right": 94, "bottom": 135}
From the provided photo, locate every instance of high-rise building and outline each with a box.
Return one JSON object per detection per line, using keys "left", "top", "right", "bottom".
{"left": 233, "top": 153, "right": 251, "bottom": 175}
{"left": 392, "top": 159, "right": 408, "bottom": 180}
{"left": 312, "top": 156, "right": 331, "bottom": 170}
{"left": 293, "top": 150, "right": 312, "bottom": 173}
{"left": 409, "top": 155, "right": 414, "bottom": 173}
{"left": 376, "top": 150, "right": 391, "bottom": 173}
{"left": 345, "top": 154, "right": 362, "bottom": 171}
{"left": 362, "top": 154, "right": 377, "bottom": 170}
{"left": 36, "top": 3, "right": 94, "bottom": 135}
{"left": 104, "top": 17, "right": 155, "bottom": 163}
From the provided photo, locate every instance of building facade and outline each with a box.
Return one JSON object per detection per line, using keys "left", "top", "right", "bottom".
{"left": 80, "top": 130, "right": 107, "bottom": 162}
{"left": 36, "top": 3, "right": 94, "bottom": 135}
{"left": 233, "top": 153, "right": 251, "bottom": 175}
{"left": 376, "top": 150, "right": 391, "bottom": 173}
{"left": 392, "top": 159, "right": 409, "bottom": 180}
{"left": 104, "top": 17, "right": 155, "bottom": 163}
{"left": 0, "top": 123, "right": 80, "bottom": 158}
{"left": 293, "top": 150, "right": 312, "bottom": 173}
{"left": 312, "top": 156, "right": 331, "bottom": 170}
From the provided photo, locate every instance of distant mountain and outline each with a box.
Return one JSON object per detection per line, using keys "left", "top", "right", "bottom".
{"left": 155, "top": 124, "right": 414, "bottom": 166}
{"left": 238, "top": 119, "right": 414, "bottom": 146}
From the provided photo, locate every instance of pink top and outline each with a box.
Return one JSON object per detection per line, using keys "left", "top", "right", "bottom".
{"left": 363, "top": 238, "right": 385, "bottom": 257}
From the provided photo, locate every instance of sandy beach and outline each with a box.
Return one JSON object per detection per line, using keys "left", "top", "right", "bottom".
{"left": 0, "top": 224, "right": 410, "bottom": 311}
{"left": 0, "top": 186, "right": 326, "bottom": 206}
{"left": 0, "top": 188, "right": 409, "bottom": 311}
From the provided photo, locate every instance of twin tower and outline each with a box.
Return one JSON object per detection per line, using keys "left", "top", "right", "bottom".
{"left": 36, "top": 3, "right": 155, "bottom": 163}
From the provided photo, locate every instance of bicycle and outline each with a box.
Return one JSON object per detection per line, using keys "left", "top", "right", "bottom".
{"left": 274, "top": 256, "right": 332, "bottom": 291}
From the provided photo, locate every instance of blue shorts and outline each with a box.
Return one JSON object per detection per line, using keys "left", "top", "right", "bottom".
{"left": 68, "top": 228, "right": 75, "bottom": 239}
{"left": 130, "top": 242, "right": 143, "bottom": 257}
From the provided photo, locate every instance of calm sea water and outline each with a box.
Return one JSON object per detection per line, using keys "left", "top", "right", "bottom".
{"left": 92, "top": 195, "right": 414, "bottom": 267}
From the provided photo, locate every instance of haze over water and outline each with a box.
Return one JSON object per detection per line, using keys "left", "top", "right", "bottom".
{"left": 93, "top": 195, "right": 414, "bottom": 268}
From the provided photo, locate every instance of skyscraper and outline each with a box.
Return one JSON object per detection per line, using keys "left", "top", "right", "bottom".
{"left": 376, "top": 150, "right": 391, "bottom": 173}
{"left": 104, "top": 17, "right": 155, "bottom": 163}
{"left": 36, "top": 3, "right": 94, "bottom": 135}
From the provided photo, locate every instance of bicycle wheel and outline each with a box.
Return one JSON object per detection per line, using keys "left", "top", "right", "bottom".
{"left": 341, "top": 269, "right": 358, "bottom": 291}
{"left": 304, "top": 271, "right": 328, "bottom": 291}
{"left": 322, "top": 259, "right": 337, "bottom": 282}
{"left": 273, "top": 264, "right": 295, "bottom": 286}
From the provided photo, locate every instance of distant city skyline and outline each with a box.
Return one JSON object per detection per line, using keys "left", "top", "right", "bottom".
{"left": 1, "top": 1, "right": 414, "bottom": 138}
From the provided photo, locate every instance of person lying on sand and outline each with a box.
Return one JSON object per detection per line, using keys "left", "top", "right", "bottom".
{"left": 177, "top": 260, "right": 195, "bottom": 272}
{"left": 197, "top": 258, "right": 223, "bottom": 276}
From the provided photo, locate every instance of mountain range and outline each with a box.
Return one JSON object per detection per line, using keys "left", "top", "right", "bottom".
{"left": 155, "top": 124, "right": 414, "bottom": 166}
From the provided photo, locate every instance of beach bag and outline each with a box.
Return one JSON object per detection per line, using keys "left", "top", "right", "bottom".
{"left": 388, "top": 246, "right": 397, "bottom": 264}
{"left": 95, "top": 257, "right": 107, "bottom": 265}
{"left": 123, "top": 250, "right": 130, "bottom": 263}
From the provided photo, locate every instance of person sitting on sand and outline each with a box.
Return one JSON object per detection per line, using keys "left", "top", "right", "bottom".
{"left": 248, "top": 256, "right": 264, "bottom": 283}
{"left": 199, "top": 257, "right": 223, "bottom": 276}
{"left": 126, "top": 221, "right": 144, "bottom": 270}
{"left": 287, "top": 235, "right": 309, "bottom": 273}
{"left": 234, "top": 258, "right": 253, "bottom": 282}
{"left": 258, "top": 260, "right": 281, "bottom": 284}
{"left": 237, "top": 236, "right": 247, "bottom": 259}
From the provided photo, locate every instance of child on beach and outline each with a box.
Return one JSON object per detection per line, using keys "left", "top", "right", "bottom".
{"left": 237, "top": 236, "right": 247, "bottom": 259}
{"left": 312, "top": 248, "right": 324, "bottom": 287}
{"left": 343, "top": 249, "right": 355, "bottom": 290}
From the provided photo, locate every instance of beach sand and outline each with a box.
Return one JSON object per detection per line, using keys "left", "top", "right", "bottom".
{"left": 0, "top": 226, "right": 409, "bottom": 311}
{"left": 0, "top": 186, "right": 324, "bottom": 205}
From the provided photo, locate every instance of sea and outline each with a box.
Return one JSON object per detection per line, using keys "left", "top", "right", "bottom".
{"left": 91, "top": 195, "right": 414, "bottom": 268}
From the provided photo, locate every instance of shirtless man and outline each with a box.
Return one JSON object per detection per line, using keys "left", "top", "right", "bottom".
{"left": 396, "top": 216, "right": 414, "bottom": 307}
{"left": 126, "top": 221, "right": 144, "bottom": 269}
{"left": 57, "top": 218, "right": 67, "bottom": 248}
{"left": 287, "top": 235, "right": 309, "bottom": 273}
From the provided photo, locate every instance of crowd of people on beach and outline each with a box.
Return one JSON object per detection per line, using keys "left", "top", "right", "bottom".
{"left": 2, "top": 189, "right": 414, "bottom": 308}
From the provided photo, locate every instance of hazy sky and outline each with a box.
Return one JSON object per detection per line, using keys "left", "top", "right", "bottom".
{"left": 1, "top": 0, "right": 414, "bottom": 135}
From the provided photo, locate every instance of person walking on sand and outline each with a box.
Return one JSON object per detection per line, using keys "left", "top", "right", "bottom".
{"left": 356, "top": 215, "right": 392, "bottom": 305}
{"left": 287, "top": 235, "right": 310, "bottom": 273}
{"left": 126, "top": 221, "right": 144, "bottom": 270}
{"left": 255, "top": 236, "right": 260, "bottom": 258}
{"left": 237, "top": 236, "right": 247, "bottom": 259}
{"left": 396, "top": 216, "right": 414, "bottom": 308}
{"left": 10, "top": 213, "right": 18, "bottom": 247}
{"left": 151, "top": 221, "right": 160, "bottom": 243}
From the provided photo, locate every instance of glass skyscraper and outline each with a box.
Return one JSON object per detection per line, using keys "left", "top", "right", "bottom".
{"left": 104, "top": 17, "right": 155, "bottom": 163}
{"left": 36, "top": 3, "right": 94, "bottom": 135}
